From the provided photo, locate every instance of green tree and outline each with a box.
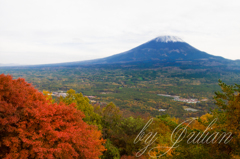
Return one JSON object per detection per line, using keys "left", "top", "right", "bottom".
{"left": 102, "top": 102, "right": 122, "bottom": 128}
{"left": 101, "top": 139, "right": 120, "bottom": 159}
{"left": 60, "top": 89, "right": 102, "bottom": 129}
{"left": 212, "top": 80, "right": 240, "bottom": 157}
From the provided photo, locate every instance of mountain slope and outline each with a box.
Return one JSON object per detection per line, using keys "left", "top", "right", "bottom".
{"left": 101, "top": 36, "right": 224, "bottom": 63}
{"left": 13, "top": 36, "right": 238, "bottom": 68}
{"left": 63, "top": 36, "right": 229, "bottom": 66}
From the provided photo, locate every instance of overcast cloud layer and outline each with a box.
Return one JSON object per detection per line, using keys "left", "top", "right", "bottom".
{"left": 0, "top": 0, "right": 240, "bottom": 65}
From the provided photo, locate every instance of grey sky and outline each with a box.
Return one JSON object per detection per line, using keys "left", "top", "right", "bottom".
{"left": 0, "top": 0, "right": 240, "bottom": 65}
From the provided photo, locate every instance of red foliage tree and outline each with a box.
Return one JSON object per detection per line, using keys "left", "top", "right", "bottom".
{"left": 0, "top": 74, "right": 105, "bottom": 159}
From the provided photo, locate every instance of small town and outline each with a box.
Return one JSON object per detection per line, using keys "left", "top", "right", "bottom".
{"left": 157, "top": 94, "right": 200, "bottom": 104}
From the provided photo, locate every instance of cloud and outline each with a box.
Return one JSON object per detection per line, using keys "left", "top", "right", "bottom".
{"left": 0, "top": 0, "right": 240, "bottom": 64}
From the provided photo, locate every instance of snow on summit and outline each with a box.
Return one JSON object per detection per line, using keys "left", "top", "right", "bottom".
{"left": 154, "top": 36, "right": 184, "bottom": 43}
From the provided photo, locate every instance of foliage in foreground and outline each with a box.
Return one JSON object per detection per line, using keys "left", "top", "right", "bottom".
{"left": 1, "top": 73, "right": 240, "bottom": 158}
{"left": 0, "top": 74, "right": 105, "bottom": 159}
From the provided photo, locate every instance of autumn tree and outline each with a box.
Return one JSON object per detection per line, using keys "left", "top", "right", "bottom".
{"left": 0, "top": 74, "right": 105, "bottom": 159}
{"left": 42, "top": 90, "right": 55, "bottom": 103}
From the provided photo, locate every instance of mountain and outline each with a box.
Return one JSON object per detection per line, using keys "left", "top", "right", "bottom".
{"left": 97, "top": 36, "right": 226, "bottom": 63}
{"left": 58, "top": 36, "right": 232, "bottom": 67}
{"left": 10, "top": 36, "right": 239, "bottom": 69}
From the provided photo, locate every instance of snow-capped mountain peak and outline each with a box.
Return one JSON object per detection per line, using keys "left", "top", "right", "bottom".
{"left": 154, "top": 36, "right": 184, "bottom": 43}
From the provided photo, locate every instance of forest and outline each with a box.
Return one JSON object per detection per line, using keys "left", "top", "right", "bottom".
{"left": 0, "top": 64, "right": 240, "bottom": 158}
{"left": 1, "top": 64, "right": 240, "bottom": 119}
{"left": 0, "top": 72, "right": 240, "bottom": 158}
